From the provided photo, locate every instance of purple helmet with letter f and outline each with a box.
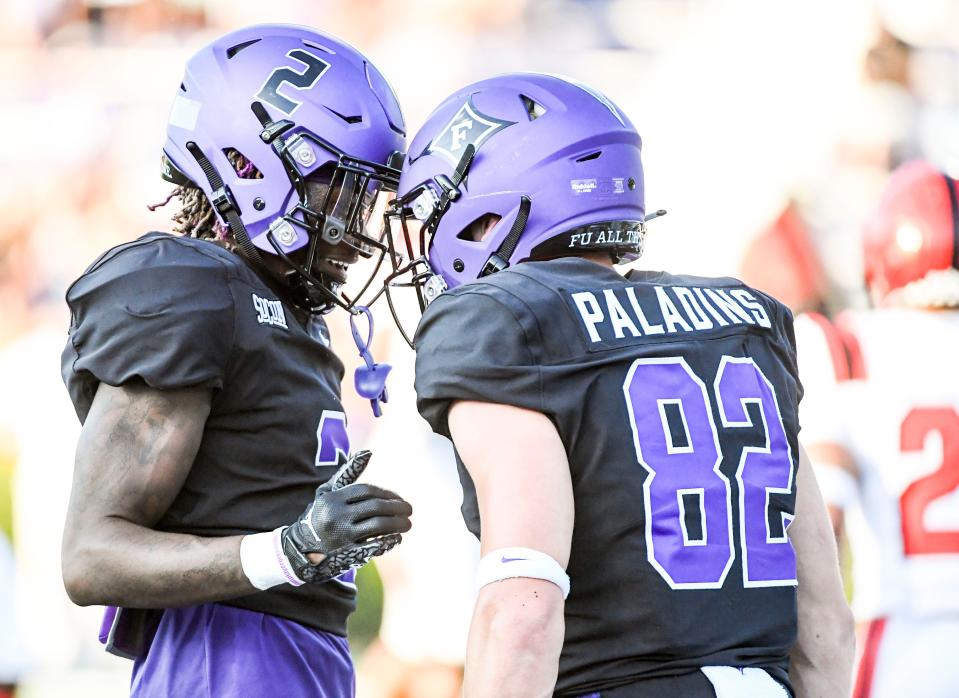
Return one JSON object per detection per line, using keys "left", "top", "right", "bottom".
{"left": 385, "top": 73, "right": 650, "bottom": 319}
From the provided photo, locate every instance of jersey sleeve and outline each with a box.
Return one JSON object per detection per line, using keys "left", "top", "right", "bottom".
{"left": 748, "top": 288, "right": 805, "bottom": 413}
{"left": 776, "top": 299, "right": 804, "bottom": 406}
{"left": 61, "top": 239, "right": 235, "bottom": 422}
{"left": 413, "top": 289, "right": 544, "bottom": 438}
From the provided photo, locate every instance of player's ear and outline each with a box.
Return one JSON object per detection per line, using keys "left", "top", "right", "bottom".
{"left": 457, "top": 214, "right": 502, "bottom": 243}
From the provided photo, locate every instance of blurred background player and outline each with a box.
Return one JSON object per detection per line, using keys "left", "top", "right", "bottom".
{"left": 795, "top": 160, "right": 959, "bottom": 698}
{"left": 58, "top": 24, "right": 412, "bottom": 697}
{"left": 386, "top": 72, "right": 853, "bottom": 697}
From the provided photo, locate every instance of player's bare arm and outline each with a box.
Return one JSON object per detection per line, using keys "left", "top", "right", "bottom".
{"left": 62, "top": 382, "right": 254, "bottom": 606}
{"left": 788, "top": 445, "right": 855, "bottom": 698}
{"left": 449, "top": 400, "right": 574, "bottom": 698}
{"left": 63, "top": 382, "right": 411, "bottom": 607}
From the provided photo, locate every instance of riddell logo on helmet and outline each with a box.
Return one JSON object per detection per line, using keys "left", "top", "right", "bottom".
{"left": 571, "top": 178, "right": 626, "bottom": 196}
{"left": 427, "top": 98, "right": 514, "bottom": 166}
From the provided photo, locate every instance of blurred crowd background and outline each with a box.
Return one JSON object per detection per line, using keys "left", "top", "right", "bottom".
{"left": 1, "top": 0, "right": 958, "bottom": 696}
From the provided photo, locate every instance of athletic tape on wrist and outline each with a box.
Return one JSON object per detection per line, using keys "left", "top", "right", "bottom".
{"left": 476, "top": 547, "right": 570, "bottom": 599}
{"left": 240, "top": 527, "right": 304, "bottom": 590}
{"left": 813, "top": 463, "right": 860, "bottom": 510}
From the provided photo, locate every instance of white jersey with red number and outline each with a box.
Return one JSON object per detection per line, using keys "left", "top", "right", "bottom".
{"left": 796, "top": 309, "right": 959, "bottom": 621}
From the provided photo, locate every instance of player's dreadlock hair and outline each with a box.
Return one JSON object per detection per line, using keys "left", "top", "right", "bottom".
{"left": 149, "top": 149, "right": 262, "bottom": 249}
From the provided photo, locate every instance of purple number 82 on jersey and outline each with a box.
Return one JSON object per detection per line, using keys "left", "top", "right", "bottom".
{"left": 623, "top": 355, "right": 797, "bottom": 590}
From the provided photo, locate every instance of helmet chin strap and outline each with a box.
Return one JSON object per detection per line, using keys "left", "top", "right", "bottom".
{"left": 184, "top": 141, "right": 300, "bottom": 306}
{"left": 185, "top": 142, "right": 268, "bottom": 270}
{"left": 187, "top": 137, "right": 345, "bottom": 316}
{"left": 480, "top": 195, "right": 532, "bottom": 277}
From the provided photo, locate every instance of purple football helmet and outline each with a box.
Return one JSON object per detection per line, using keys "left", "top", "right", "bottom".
{"left": 383, "top": 72, "right": 652, "bottom": 336}
{"left": 162, "top": 24, "right": 406, "bottom": 312}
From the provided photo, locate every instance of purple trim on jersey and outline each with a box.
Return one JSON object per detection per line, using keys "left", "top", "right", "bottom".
{"left": 98, "top": 606, "right": 118, "bottom": 644}
{"left": 130, "top": 603, "right": 354, "bottom": 698}
{"left": 316, "top": 410, "right": 350, "bottom": 466}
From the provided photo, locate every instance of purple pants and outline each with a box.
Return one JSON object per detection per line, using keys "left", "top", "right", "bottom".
{"left": 130, "top": 603, "right": 354, "bottom": 698}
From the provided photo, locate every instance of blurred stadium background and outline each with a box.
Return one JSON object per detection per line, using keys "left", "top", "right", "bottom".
{"left": 1, "top": 0, "right": 958, "bottom": 696}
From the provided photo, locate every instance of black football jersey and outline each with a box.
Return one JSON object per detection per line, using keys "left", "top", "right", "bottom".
{"left": 414, "top": 258, "right": 802, "bottom": 696}
{"left": 62, "top": 232, "right": 357, "bottom": 635}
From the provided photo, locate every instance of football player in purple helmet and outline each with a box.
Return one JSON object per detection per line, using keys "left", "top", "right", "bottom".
{"left": 60, "top": 25, "right": 411, "bottom": 697}
{"left": 386, "top": 73, "right": 853, "bottom": 697}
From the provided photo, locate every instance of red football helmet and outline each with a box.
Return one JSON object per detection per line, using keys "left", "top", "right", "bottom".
{"left": 863, "top": 160, "right": 959, "bottom": 304}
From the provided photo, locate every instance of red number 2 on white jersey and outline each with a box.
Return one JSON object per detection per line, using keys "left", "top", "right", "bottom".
{"left": 899, "top": 407, "right": 959, "bottom": 556}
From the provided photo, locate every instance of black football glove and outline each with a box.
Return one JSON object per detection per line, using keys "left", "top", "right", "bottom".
{"left": 280, "top": 450, "right": 412, "bottom": 583}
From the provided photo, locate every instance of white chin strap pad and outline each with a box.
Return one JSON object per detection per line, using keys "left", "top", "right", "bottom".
{"left": 476, "top": 547, "right": 571, "bottom": 599}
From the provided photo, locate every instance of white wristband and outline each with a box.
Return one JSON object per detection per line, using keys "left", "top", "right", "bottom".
{"left": 240, "top": 527, "right": 304, "bottom": 590}
{"left": 476, "top": 547, "right": 571, "bottom": 599}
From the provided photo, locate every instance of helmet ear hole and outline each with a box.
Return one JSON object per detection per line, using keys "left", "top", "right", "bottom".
{"left": 223, "top": 148, "right": 263, "bottom": 179}
{"left": 456, "top": 213, "right": 502, "bottom": 242}
{"left": 519, "top": 94, "right": 548, "bottom": 121}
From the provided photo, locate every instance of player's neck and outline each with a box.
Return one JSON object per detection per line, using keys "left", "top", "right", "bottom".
{"left": 577, "top": 251, "right": 617, "bottom": 269}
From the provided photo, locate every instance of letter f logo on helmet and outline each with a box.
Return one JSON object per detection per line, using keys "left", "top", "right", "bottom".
{"left": 450, "top": 119, "right": 475, "bottom": 151}
{"left": 426, "top": 98, "right": 514, "bottom": 166}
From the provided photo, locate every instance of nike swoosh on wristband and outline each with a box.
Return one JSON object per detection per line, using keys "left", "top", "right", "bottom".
{"left": 501, "top": 555, "right": 527, "bottom": 563}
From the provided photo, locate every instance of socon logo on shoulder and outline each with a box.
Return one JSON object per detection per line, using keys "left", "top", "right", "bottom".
{"left": 426, "top": 97, "right": 514, "bottom": 167}
{"left": 252, "top": 293, "right": 288, "bottom": 329}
